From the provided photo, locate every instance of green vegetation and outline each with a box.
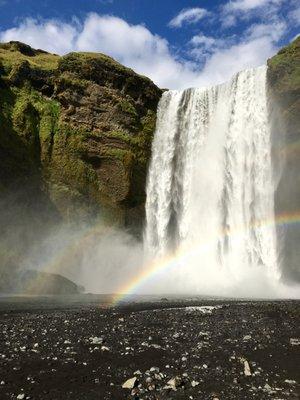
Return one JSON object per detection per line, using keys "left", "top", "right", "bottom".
{"left": 58, "top": 51, "right": 136, "bottom": 78}
{"left": 57, "top": 71, "right": 90, "bottom": 92}
{"left": 0, "top": 39, "right": 161, "bottom": 230}
{"left": 267, "top": 36, "right": 300, "bottom": 138}
{"left": 119, "top": 99, "right": 138, "bottom": 117}
{"left": 0, "top": 42, "right": 59, "bottom": 73}
{"left": 268, "top": 37, "right": 300, "bottom": 91}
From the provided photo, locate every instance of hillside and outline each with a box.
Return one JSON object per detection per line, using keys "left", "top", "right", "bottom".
{"left": 0, "top": 41, "right": 162, "bottom": 229}
{"left": 267, "top": 36, "right": 300, "bottom": 282}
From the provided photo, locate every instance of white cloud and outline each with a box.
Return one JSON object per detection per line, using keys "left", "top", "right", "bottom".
{"left": 224, "top": 0, "right": 279, "bottom": 12}
{"left": 168, "top": 8, "right": 209, "bottom": 28}
{"left": 190, "top": 34, "right": 217, "bottom": 47}
{"left": 245, "top": 21, "right": 287, "bottom": 41}
{"left": 221, "top": 0, "right": 285, "bottom": 27}
{"left": 289, "top": 5, "right": 300, "bottom": 25}
{"left": 0, "top": 12, "right": 290, "bottom": 90}
{"left": 196, "top": 36, "right": 277, "bottom": 85}
{"left": 189, "top": 34, "right": 226, "bottom": 61}
{"left": 0, "top": 18, "right": 77, "bottom": 54}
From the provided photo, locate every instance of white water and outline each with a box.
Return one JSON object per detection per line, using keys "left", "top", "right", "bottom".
{"left": 144, "top": 66, "right": 285, "bottom": 297}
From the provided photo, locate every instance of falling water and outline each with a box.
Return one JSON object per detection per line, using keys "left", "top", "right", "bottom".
{"left": 145, "top": 66, "right": 280, "bottom": 294}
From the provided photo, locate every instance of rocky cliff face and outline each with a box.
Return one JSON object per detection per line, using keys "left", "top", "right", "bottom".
{"left": 0, "top": 41, "right": 161, "bottom": 287}
{"left": 267, "top": 36, "right": 300, "bottom": 282}
{"left": 0, "top": 41, "right": 162, "bottom": 229}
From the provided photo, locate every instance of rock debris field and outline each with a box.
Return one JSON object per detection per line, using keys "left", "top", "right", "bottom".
{"left": 0, "top": 297, "right": 299, "bottom": 399}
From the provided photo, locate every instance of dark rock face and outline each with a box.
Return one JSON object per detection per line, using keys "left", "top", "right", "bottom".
{"left": 267, "top": 37, "right": 300, "bottom": 282}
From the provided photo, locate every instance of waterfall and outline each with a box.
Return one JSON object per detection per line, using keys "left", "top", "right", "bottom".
{"left": 145, "top": 66, "right": 280, "bottom": 293}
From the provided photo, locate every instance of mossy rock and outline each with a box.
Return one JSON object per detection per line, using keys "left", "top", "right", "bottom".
{"left": 0, "top": 40, "right": 162, "bottom": 237}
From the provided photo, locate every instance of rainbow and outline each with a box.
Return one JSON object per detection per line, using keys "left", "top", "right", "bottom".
{"left": 111, "top": 211, "right": 300, "bottom": 306}
{"left": 17, "top": 210, "right": 300, "bottom": 303}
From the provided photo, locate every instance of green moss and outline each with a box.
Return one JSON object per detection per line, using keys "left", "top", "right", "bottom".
{"left": 12, "top": 88, "right": 41, "bottom": 161}
{"left": 101, "top": 147, "right": 133, "bottom": 166}
{"left": 101, "top": 109, "right": 156, "bottom": 167}
{"left": 141, "top": 110, "right": 156, "bottom": 136}
{"left": 0, "top": 42, "right": 59, "bottom": 74}
{"left": 119, "top": 99, "right": 138, "bottom": 117}
{"left": 58, "top": 71, "right": 90, "bottom": 92}
{"left": 268, "top": 37, "right": 300, "bottom": 91}
{"left": 58, "top": 51, "right": 135, "bottom": 77}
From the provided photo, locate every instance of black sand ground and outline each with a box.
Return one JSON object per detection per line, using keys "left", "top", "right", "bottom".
{"left": 0, "top": 296, "right": 299, "bottom": 399}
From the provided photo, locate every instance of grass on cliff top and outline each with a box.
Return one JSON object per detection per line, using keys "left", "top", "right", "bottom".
{"left": 0, "top": 41, "right": 156, "bottom": 85}
{"left": 268, "top": 36, "right": 300, "bottom": 89}
{"left": 0, "top": 43, "right": 60, "bottom": 72}
{"left": 62, "top": 51, "right": 154, "bottom": 82}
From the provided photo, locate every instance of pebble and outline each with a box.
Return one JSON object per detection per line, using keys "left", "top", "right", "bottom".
{"left": 122, "top": 377, "right": 137, "bottom": 389}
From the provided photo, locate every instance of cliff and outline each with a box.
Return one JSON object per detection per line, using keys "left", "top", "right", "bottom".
{"left": 0, "top": 41, "right": 162, "bottom": 229}
{"left": 0, "top": 41, "right": 162, "bottom": 288}
{"left": 267, "top": 36, "right": 300, "bottom": 282}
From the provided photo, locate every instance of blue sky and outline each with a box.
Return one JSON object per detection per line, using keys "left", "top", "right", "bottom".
{"left": 0, "top": 0, "right": 299, "bottom": 88}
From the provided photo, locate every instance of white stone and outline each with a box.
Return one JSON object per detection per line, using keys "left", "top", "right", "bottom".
{"left": 89, "top": 337, "right": 103, "bottom": 345}
{"left": 134, "top": 370, "right": 142, "bottom": 375}
{"left": 285, "top": 379, "right": 296, "bottom": 384}
{"left": 244, "top": 360, "right": 251, "bottom": 376}
{"left": 122, "top": 377, "right": 137, "bottom": 389}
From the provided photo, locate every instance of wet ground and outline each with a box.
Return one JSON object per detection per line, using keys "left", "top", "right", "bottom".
{"left": 0, "top": 296, "right": 299, "bottom": 399}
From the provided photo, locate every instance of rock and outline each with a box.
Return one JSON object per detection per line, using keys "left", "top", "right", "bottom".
{"left": 243, "top": 360, "right": 251, "bottom": 376}
{"left": 290, "top": 338, "right": 300, "bottom": 346}
{"left": 166, "top": 376, "right": 182, "bottom": 390}
{"left": 0, "top": 41, "right": 162, "bottom": 236}
{"left": 122, "top": 376, "right": 137, "bottom": 389}
{"left": 10, "top": 270, "right": 83, "bottom": 295}
{"left": 285, "top": 379, "right": 296, "bottom": 384}
{"left": 89, "top": 337, "right": 103, "bottom": 345}
{"left": 243, "top": 335, "right": 251, "bottom": 341}
{"left": 191, "top": 380, "right": 199, "bottom": 387}
{"left": 17, "top": 394, "right": 25, "bottom": 400}
{"left": 133, "top": 370, "right": 142, "bottom": 375}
